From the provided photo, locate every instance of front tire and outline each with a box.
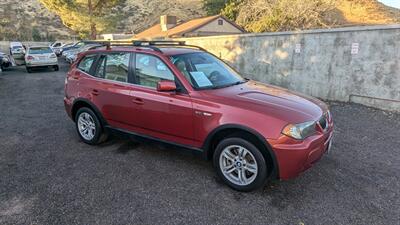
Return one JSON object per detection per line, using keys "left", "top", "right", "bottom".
{"left": 213, "top": 137, "right": 268, "bottom": 192}
{"left": 53, "top": 65, "right": 59, "bottom": 71}
{"left": 75, "top": 107, "right": 108, "bottom": 145}
{"left": 26, "top": 67, "right": 32, "bottom": 73}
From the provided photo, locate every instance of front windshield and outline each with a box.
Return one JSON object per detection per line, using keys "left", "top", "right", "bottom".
{"left": 171, "top": 52, "right": 245, "bottom": 90}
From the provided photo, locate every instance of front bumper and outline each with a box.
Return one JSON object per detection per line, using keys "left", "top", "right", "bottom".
{"left": 268, "top": 122, "right": 334, "bottom": 180}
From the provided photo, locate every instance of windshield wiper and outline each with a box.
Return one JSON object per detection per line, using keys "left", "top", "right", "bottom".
{"left": 211, "top": 80, "right": 247, "bottom": 89}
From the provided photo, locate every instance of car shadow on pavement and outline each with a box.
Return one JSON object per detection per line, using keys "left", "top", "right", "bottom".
{"left": 26, "top": 67, "right": 57, "bottom": 73}
{"left": 116, "top": 140, "right": 142, "bottom": 154}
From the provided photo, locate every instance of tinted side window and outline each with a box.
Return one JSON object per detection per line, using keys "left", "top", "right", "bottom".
{"left": 102, "top": 53, "right": 130, "bottom": 83}
{"left": 77, "top": 55, "right": 96, "bottom": 74}
{"left": 135, "top": 53, "right": 174, "bottom": 88}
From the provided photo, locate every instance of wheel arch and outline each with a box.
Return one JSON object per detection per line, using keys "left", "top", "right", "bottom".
{"left": 71, "top": 98, "right": 107, "bottom": 127}
{"left": 202, "top": 124, "right": 279, "bottom": 179}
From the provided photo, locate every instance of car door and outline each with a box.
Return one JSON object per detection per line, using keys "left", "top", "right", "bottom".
{"left": 130, "top": 53, "right": 195, "bottom": 143}
{"left": 77, "top": 52, "right": 138, "bottom": 129}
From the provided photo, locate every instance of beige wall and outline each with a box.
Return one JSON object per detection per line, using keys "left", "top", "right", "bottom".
{"left": 176, "top": 25, "right": 400, "bottom": 112}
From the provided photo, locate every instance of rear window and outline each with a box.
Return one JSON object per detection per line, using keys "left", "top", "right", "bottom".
{"left": 29, "top": 47, "right": 52, "bottom": 54}
{"left": 78, "top": 55, "right": 96, "bottom": 74}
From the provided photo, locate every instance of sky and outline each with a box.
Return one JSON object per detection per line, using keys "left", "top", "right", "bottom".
{"left": 378, "top": 0, "right": 400, "bottom": 8}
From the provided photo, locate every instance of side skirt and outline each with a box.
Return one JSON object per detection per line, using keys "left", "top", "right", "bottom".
{"left": 105, "top": 126, "right": 205, "bottom": 158}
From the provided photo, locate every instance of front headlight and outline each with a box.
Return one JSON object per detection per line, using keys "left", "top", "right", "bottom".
{"left": 282, "top": 121, "right": 316, "bottom": 140}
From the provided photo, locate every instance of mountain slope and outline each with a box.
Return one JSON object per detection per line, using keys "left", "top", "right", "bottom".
{"left": 334, "top": 0, "right": 400, "bottom": 25}
{"left": 0, "top": 0, "right": 398, "bottom": 41}
{"left": 0, "top": 0, "right": 205, "bottom": 40}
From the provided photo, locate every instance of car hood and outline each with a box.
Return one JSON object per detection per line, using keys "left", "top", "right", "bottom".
{"left": 202, "top": 80, "right": 328, "bottom": 123}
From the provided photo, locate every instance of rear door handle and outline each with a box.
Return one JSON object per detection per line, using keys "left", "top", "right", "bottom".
{"left": 132, "top": 97, "right": 144, "bottom": 105}
{"left": 92, "top": 89, "right": 100, "bottom": 96}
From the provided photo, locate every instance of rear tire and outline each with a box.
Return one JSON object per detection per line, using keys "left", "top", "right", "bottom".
{"left": 213, "top": 137, "right": 268, "bottom": 192}
{"left": 75, "top": 107, "right": 108, "bottom": 145}
{"left": 26, "top": 67, "right": 32, "bottom": 73}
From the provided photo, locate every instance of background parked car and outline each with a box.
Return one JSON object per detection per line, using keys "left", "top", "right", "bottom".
{"left": 65, "top": 44, "right": 103, "bottom": 63}
{"left": 61, "top": 42, "right": 86, "bottom": 57}
{"left": 10, "top": 42, "right": 26, "bottom": 65}
{"left": 54, "top": 43, "right": 74, "bottom": 56}
{"left": 49, "top": 41, "right": 63, "bottom": 49}
{"left": 0, "top": 52, "right": 14, "bottom": 71}
{"left": 25, "top": 46, "right": 59, "bottom": 73}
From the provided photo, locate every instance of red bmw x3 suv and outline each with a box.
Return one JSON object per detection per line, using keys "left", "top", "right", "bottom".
{"left": 64, "top": 41, "right": 334, "bottom": 191}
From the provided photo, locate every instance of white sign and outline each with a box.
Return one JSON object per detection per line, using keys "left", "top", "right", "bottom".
{"left": 295, "top": 44, "right": 301, "bottom": 53}
{"left": 351, "top": 43, "right": 359, "bottom": 55}
{"left": 190, "top": 71, "right": 213, "bottom": 87}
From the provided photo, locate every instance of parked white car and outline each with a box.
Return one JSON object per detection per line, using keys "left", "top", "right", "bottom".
{"left": 10, "top": 42, "right": 25, "bottom": 54}
{"left": 9, "top": 42, "right": 26, "bottom": 60}
{"left": 25, "top": 46, "right": 59, "bottom": 73}
{"left": 49, "top": 41, "right": 63, "bottom": 49}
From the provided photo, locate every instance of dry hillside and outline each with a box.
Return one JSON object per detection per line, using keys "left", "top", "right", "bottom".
{"left": 332, "top": 0, "right": 400, "bottom": 26}
{"left": 0, "top": 0, "right": 398, "bottom": 40}
{"left": 0, "top": 0, "right": 205, "bottom": 40}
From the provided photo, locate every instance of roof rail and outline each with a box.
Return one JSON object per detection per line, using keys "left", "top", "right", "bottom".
{"left": 80, "top": 40, "right": 137, "bottom": 51}
{"left": 81, "top": 40, "right": 206, "bottom": 52}
{"left": 133, "top": 40, "right": 185, "bottom": 46}
{"left": 133, "top": 40, "right": 206, "bottom": 52}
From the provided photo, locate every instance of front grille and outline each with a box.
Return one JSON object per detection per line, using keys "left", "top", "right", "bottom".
{"left": 318, "top": 115, "right": 328, "bottom": 131}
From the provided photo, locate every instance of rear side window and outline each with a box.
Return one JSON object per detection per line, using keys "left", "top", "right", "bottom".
{"left": 96, "top": 53, "right": 130, "bottom": 82}
{"left": 135, "top": 53, "right": 174, "bottom": 88}
{"left": 77, "top": 55, "right": 96, "bottom": 74}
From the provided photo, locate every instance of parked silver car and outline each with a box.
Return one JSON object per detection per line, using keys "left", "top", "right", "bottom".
{"left": 65, "top": 44, "right": 103, "bottom": 63}
{"left": 25, "top": 46, "right": 59, "bottom": 73}
{"left": 54, "top": 43, "right": 74, "bottom": 56}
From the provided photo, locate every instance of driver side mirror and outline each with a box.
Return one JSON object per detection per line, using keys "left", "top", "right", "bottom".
{"left": 157, "top": 80, "right": 176, "bottom": 92}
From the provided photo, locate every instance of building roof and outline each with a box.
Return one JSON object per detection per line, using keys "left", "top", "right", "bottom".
{"left": 134, "top": 15, "right": 244, "bottom": 39}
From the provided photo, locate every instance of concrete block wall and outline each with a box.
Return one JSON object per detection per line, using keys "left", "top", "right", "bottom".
{"left": 176, "top": 25, "right": 400, "bottom": 112}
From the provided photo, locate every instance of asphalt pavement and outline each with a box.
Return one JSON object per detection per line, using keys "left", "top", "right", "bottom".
{"left": 0, "top": 61, "right": 399, "bottom": 225}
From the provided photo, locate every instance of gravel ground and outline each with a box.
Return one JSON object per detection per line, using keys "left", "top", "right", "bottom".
{"left": 0, "top": 61, "right": 399, "bottom": 225}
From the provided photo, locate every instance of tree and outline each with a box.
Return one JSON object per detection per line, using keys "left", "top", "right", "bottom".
{"left": 203, "top": 0, "right": 227, "bottom": 15}
{"left": 39, "top": 0, "right": 125, "bottom": 39}
{"left": 32, "top": 27, "right": 42, "bottom": 41}
{"left": 203, "top": 0, "right": 243, "bottom": 20}
{"left": 221, "top": 0, "right": 242, "bottom": 20}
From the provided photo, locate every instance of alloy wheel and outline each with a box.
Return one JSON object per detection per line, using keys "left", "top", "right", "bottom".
{"left": 77, "top": 112, "right": 96, "bottom": 140}
{"left": 219, "top": 145, "right": 258, "bottom": 186}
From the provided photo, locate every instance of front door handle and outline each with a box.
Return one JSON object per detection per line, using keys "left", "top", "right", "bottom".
{"left": 92, "top": 89, "right": 100, "bottom": 96}
{"left": 132, "top": 97, "right": 144, "bottom": 105}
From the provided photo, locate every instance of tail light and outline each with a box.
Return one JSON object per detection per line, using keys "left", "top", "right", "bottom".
{"left": 26, "top": 55, "right": 34, "bottom": 60}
